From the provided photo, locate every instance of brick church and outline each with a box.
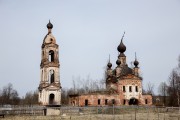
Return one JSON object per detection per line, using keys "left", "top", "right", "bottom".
{"left": 69, "top": 33, "right": 152, "bottom": 106}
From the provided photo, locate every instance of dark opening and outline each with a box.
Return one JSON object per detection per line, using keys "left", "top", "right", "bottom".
{"left": 98, "top": 99, "right": 101, "bottom": 105}
{"left": 129, "top": 98, "right": 138, "bottom": 105}
{"left": 85, "top": 99, "right": 88, "bottom": 106}
{"left": 123, "top": 86, "right": 126, "bottom": 92}
{"left": 145, "top": 99, "right": 148, "bottom": 104}
{"left": 49, "top": 50, "right": 54, "bottom": 62}
{"left": 112, "top": 99, "right": 115, "bottom": 105}
{"left": 105, "top": 99, "right": 108, "bottom": 105}
{"left": 123, "top": 99, "right": 126, "bottom": 105}
{"left": 49, "top": 94, "right": 55, "bottom": 105}
{"left": 129, "top": 86, "right": 132, "bottom": 92}
{"left": 136, "top": 86, "right": 138, "bottom": 92}
{"left": 49, "top": 70, "right": 55, "bottom": 83}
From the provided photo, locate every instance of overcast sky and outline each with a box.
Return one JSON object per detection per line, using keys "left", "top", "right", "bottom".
{"left": 0, "top": 0, "right": 180, "bottom": 97}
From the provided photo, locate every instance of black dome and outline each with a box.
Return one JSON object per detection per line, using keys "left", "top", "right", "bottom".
{"left": 134, "top": 60, "right": 139, "bottom": 67}
{"left": 116, "top": 59, "right": 121, "bottom": 66}
{"left": 117, "top": 40, "right": 126, "bottom": 53}
{"left": 107, "top": 62, "right": 112, "bottom": 68}
{"left": 47, "top": 20, "right": 53, "bottom": 29}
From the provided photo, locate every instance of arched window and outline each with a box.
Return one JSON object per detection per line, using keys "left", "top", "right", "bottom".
{"left": 49, "top": 50, "right": 54, "bottom": 62}
{"left": 49, "top": 70, "right": 55, "bottom": 83}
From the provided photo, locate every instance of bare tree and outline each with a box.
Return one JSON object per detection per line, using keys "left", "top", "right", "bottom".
{"left": 166, "top": 55, "right": 180, "bottom": 106}
{"left": 21, "top": 90, "right": 38, "bottom": 105}
{"left": 146, "top": 82, "right": 154, "bottom": 95}
{"left": 0, "top": 83, "right": 20, "bottom": 105}
{"left": 158, "top": 82, "right": 167, "bottom": 105}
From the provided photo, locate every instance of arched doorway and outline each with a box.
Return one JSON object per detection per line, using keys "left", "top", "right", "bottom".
{"left": 129, "top": 98, "right": 138, "bottom": 105}
{"left": 49, "top": 94, "right": 55, "bottom": 105}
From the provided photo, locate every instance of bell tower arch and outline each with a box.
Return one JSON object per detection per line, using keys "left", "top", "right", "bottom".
{"left": 38, "top": 21, "right": 61, "bottom": 106}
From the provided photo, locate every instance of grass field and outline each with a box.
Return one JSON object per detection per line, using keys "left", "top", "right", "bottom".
{"left": 2, "top": 113, "right": 180, "bottom": 120}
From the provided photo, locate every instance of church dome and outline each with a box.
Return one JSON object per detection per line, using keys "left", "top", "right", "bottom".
{"left": 117, "top": 40, "right": 126, "bottom": 53}
{"left": 134, "top": 59, "right": 139, "bottom": 67}
{"left": 47, "top": 20, "right": 53, "bottom": 29}
{"left": 107, "top": 62, "right": 112, "bottom": 68}
{"left": 116, "top": 59, "right": 121, "bottom": 66}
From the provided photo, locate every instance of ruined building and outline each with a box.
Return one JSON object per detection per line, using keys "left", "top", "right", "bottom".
{"left": 38, "top": 21, "right": 61, "bottom": 106}
{"left": 69, "top": 33, "right": 152, "bottom": 106}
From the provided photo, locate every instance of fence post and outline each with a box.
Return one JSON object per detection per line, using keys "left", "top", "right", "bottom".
{"left": 135, "top": 107, "right": 136, "bottom": 120}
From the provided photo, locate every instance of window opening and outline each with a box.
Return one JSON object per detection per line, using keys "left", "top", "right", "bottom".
{"left": 145, "top": 99, "right": 148, "bottom": 104}
{"left": 49, "top": 70, "right": 55, "bottom": 83}
{"left": 105, "top": 99, "right": 108, "bottom": 105}
{"left": 123, "top": 99, "right": 126, "bottom": 105}
{"left": 123, "top": 86, "right": 126, "bottom": 92}
{"left": 49, "top": 50, "right": 54, "bottom": 62}
{"left": 129, "top": 86, "right": 132, "bottom": 92}
{"left": 136, "top": 86, "right": 138, "bottom": 92}
{"left": 98, "top": 99, "right": 101, "bottom": 105}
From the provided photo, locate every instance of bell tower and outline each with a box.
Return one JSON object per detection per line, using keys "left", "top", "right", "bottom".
{"left": 38, "top": 21, "right": 61, "bottom": 106}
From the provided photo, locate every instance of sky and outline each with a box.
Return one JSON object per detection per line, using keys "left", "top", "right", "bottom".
{"left": 0, "top": 0, "right": 180, "bottom": 97}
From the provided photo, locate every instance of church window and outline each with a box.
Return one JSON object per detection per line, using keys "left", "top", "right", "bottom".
{"left": 129, "top": 86, "right": 132, "bottom": 92}
{"left": 98, "top": 99, "right": 101, "bottom": 105}
{"left": 145, "top": 99, "right": 148, "bottom": 104}
{"left": 136, "top": 86, "right": 138, "bottom": 92}
{"left": 49, "top": 50, "right": 54, "bottom": 62}
{"left": 105, "top": 99, "right": 108, "bottom": 105}
{"left": 123, "top": 86, "right": 126, "bottom": 92}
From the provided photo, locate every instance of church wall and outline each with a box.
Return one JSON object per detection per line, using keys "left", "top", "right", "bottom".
{"left": 70, "top": 94, "right": 121, "bottom": 106}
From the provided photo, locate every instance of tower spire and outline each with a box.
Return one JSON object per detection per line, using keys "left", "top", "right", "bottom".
{"left": 109, "top": 54, "right": 110, "bottom": 63}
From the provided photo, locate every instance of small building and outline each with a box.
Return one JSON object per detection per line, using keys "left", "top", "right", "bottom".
{"left": 69, "top": 33, "right": 152, "bottom": 106}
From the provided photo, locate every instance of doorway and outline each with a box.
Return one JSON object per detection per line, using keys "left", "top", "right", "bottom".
{"left": 49, "top": 94, "right": 55, "bottom": 105}
{"left": 129, "top": 98, "right": 138, "bottom": 105}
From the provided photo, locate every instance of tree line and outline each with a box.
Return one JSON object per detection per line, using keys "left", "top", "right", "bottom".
{"left": 0, "top": 83, "right": 38, "bottom": 106}
{"left": 157, "top": 55, "right": 180, "bottom": 106}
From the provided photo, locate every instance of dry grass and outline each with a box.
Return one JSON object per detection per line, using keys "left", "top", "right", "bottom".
{"left": 2, "top": 113, "right": 180, "bottom": 120}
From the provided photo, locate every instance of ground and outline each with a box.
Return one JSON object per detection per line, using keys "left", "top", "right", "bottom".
{"left": 2, "top": 113, "right": 180, "bottom": 120}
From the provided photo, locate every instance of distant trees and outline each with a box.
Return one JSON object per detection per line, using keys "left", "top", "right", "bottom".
{"left": 156, "top": 55, "right": 180, "bottom": 106}
{"left": 21, "top": 90, "right": 38, "bottom": 105}
{"left": 0, "top": 83, "right": 20, "bottom": 105}
{"left": 158, "top": 82, "right": 168, "bottom": 105}
{"left": 0, "top": 83, "right": 39, "bottom": 105}
{"left": 145, "top": 82, "right": 155, "bottom": 95}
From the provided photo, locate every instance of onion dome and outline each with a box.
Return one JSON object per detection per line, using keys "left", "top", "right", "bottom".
{"left": 107, "top": 62, "right": 112, "bottom": 68}
{"left": 134, "top": 60, "right": 139, "bottom": 67}
{"left": 116, "top": 59, "right": 121, "bottom": 66}
{"left": 134, "top": 52, "right": 139, "bottom": 67}
{"left": 117, "top": 32, "right": 126, "bottom": 53}
{"left": 47, "top": 20, "right": 53, "bottom": 29}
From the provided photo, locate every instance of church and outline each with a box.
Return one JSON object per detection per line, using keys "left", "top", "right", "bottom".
{"left": 69, "top": 33, "right": 152, "bottom": 106}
